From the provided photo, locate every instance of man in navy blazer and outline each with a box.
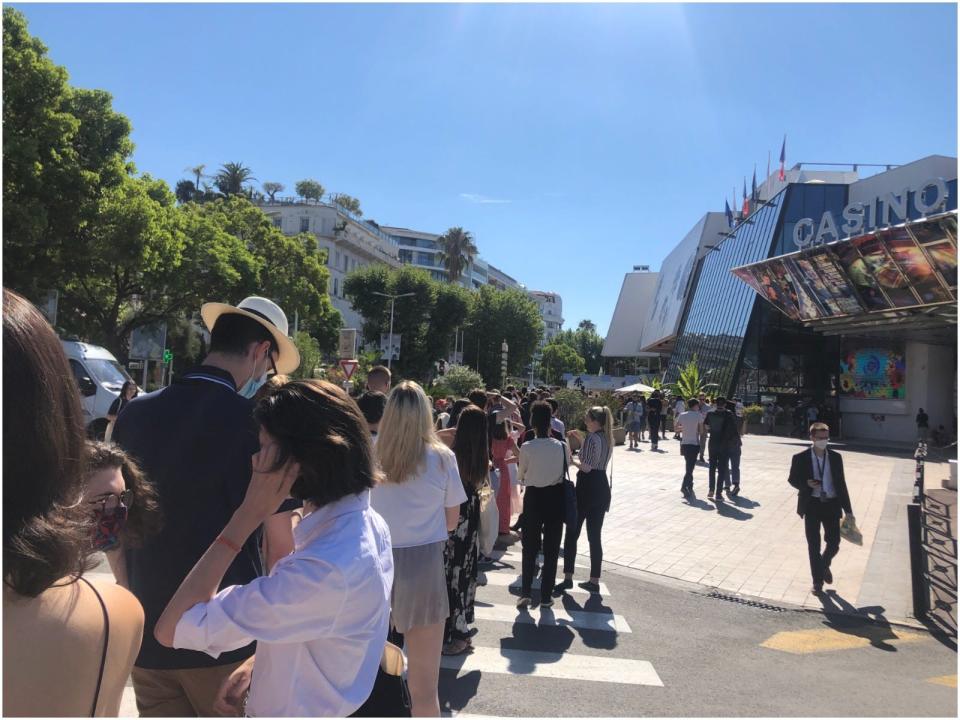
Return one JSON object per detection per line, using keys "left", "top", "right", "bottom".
{"left": 787, "top": 422, "right": 855, "bottom": 594}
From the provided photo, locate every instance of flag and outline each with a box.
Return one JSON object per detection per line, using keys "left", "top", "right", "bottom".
{"left": 779, "top": 136, "right": 786, "bottom": 181}
{"left": 725, "top": 199, "right": 734, "bottom": 228}
{"left": 742, "top": 178, "right": 750, "bottom": 216}
{"left": 751, "top": 167, "right": 758, "bottom": 203}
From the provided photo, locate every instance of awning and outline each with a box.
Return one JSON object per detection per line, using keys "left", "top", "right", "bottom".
{"left": 730, "top": 212, "right": 957, "bottom": 342}
{"left": 614, "top": 382, "right": 656, "bottom": 394}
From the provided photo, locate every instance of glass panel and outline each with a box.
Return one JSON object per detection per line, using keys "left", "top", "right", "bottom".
{"left": 855, "top": 234, "right": 918, "bottom": 307}
{"left": 924, "top": 240, "right": 957, "bottom": 287}
{"left": 833, "top": 237, "right": 891, "bottom": 311}
{"left": 880, "top": 227, "right": 951, "bottom": 303}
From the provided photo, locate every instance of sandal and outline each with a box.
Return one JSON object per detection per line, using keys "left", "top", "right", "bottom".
{"left": 442, "top": 639, "right": 471, "bottom": 656}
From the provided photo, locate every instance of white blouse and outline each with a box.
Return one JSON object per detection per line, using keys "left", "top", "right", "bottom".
{"left": 173, "top": 490, "right": 393, "bottom": 717}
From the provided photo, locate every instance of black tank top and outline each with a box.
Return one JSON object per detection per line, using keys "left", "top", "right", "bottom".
{"left": 79, "top": 577, "right": 110, "bottom": 717}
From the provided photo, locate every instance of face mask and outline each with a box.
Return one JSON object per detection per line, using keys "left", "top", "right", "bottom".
{"left": 239, "top": 349, "right": 269, "bottom": 399}
{"left": 813, "top": 439, "right": 829, "bottom": 450}
{"left": 92, "top": 504, "right": 128, "bottom": 551}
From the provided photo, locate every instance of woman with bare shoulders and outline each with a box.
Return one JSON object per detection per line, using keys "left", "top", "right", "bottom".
{"left": 3, "top": 288, "right": 145, "bottom": 717}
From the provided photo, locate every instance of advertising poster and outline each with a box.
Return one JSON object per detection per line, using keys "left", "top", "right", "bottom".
{"left": 854, "top": 235, "right": 918, "bottom": 308}
{"left": 924, "top": 240, "right": 957, "bottom": 288}
{"left": 880, "top": 228, "right": 951, "bottom": 303}
{"left": 751, "top": 261, "right": 799, "bottom": 320}
{"left": 839, "top": 346, "right": 906, "bottom": 400}
{"left": 791, "top": 256, "right": 839, "bottom": 315}
{"left": 907, "top": 219, "right": 947, "bottom": 246}
{"left": 731, "top": 266, "right": 765, "bottom": 297}
{"left": 810, "top": 250, "right": 864, "bottom": 315}
{"left": 779, "top": 259, "right": 823, "bottom": 320}
{"left": 833, "top": 240, "right": 890, "bottom": 311}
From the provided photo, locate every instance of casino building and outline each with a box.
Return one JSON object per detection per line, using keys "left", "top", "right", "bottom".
{"left": 605, "top": 154, "right": 957, "bottom": 442}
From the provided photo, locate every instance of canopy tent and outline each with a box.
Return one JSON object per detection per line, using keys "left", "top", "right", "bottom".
{"left": 614, "top": 382, "right": 656, "bottom": 394}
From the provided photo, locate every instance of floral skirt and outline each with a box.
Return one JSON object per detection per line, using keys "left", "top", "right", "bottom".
{"left": 444, "top": 489, "right": 480, "bottom": 641}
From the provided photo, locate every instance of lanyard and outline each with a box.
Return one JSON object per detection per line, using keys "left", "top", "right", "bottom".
{"left": 182, "top": 372, "right": 237, "bottom": 393}
{"left": 813, "top": 451, "right": 827, "bottom": 484}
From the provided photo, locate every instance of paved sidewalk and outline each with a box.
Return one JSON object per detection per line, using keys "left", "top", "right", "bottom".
{"left": 592, "top": 433, "right": 922, "bottom": 624}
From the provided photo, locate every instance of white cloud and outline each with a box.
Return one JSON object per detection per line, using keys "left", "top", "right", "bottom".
{"left": 459, "top": 192, "right": 511, "bottom": 204}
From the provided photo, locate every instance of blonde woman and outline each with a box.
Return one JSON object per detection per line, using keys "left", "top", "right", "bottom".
{"left": 558, "top": 406, "right": 614, "bottom": 595}
{"left": 371, "top": 381, "right": 467, "bottom": 717}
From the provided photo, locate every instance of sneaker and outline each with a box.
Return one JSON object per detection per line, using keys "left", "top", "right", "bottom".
{"left": 578, "top": 580, "right": 601, "bottom": 593}
{"left": 730, "top": 485, "right": 740, "bottom": 496}
{"left": 823, "top": 567, "right": 833, "bottom": 584}
{"left": 555, "top": 578, "right": 573, "bottom": 593}
{"left": 811, "top": 583, "right": 824, "bottom": 595}
{"left": 714, "top": 493, "right": 724, "bottom": 503}
{"left": 707, "top": 491, "right": 714, "bottom": 499}
{"left": 516, "top": 596, "right": 532, "bottom": 608}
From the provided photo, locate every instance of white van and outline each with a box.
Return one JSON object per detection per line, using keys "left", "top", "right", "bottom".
{"left": 61, "top": 340, "right": 137, "bottom": 439}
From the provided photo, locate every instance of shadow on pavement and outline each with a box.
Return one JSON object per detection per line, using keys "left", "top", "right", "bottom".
{"left": 559, "top": 592, "right": 619, "bottom": 651}
{"left": 713, "top": 500, "right": 753, "bottom": 521}
{"left": 683, "top": 492, "right": 714, "bottom": 511}
{"left": 816, "top": 592, "right": 900, "bottom": 651}
{"left": 728, "top": 493, "right": 761, "bottom": 509}
{"left": 439, "top": 668, "right": 482, "bottom": 715}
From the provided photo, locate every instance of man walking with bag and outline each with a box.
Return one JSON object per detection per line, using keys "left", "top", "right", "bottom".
{"left": 706, "top": 397, "right": 736, "bottom": 501}
{"left": 787, "top": 422, "right": 855, "bottom": 595}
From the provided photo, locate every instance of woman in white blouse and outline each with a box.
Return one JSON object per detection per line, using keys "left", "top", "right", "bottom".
{"left": 372, "top": 381, "right": 467, "bottom": 717}
{"left": 154, "top": 380, "right": 393, "bottom": 717}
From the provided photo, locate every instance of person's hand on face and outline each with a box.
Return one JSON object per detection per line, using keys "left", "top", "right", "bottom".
{"left": 241, "top": 429, "right": 300, "bottom": 522}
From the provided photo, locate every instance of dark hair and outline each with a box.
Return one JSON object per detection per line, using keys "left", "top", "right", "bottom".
{"left": 491, "top": 416, "right": 508, "bottom": 441}
{"left": 121, "top": 380, "right": 138, "bottom": 397}
{"left": 366, "top": 366, "right": 391, "bottom": 387}
{"left": 452, "top": 406, "right": 489, "bottom": 490}
{"left": 448, "top": 399, "right": 472, "bottom": 428}
{"left": 357, "top": 391, "right": 387, "bottom": 426}
{"left": 86, "top": 441, "right": 163, "bottom": 548}
{"left": 547, "top": 398, "right": 559, "bottom": 414}
{"left": 253, "top": 373, "right": 290, "bottom": 404}
{"left": 530, "top": 401, "right": 552, "bottom": 438}
{"left": 714, "top": 396, "right": 726, "bottom": 408}
{"left": 687, "top": 398, "right": 699, "bottom": 409}
{"left": 4, "top": 288, "right": 92, "bottom": 597}
{"left": 254, "top": 380, "right": 379, "bottom": 506}
{"left": 209, "top": 312, "right": 275, "bottom": 357}
{"left": 467, "top": 389, "right": 487, "bottom": 408}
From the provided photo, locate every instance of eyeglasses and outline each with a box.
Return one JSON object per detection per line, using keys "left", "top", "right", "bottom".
{"left": 87, "top": 490, "right": 133, "bottom": 514}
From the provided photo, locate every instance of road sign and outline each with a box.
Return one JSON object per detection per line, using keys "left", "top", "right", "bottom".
{"left": 380, "top": 333, "right": 401, "bottom": 361}
{"left": 339, "top": 359, "right": 359, "bottom": 381}
{"left": 163, "top": 349, "right": 172, "bottom": 363}
{"left": 338, "top": 328, "right": 357, "bottom": 360}
{"left": 130, "top": 323, "right": 167, "bottom": 360}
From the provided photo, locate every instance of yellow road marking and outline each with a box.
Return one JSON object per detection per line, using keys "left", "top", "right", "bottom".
{"left": 926, "top": 674, "right": 957, "bottom": 688}
{"left": 761, "top": 626, "right": 930, "bottom": 654}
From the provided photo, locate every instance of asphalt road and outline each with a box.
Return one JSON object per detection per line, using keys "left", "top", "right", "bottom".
{"left": 439, "top": 541, "right": 957, "bottom": 717}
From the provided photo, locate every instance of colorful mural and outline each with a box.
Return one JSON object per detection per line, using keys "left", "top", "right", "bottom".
{"left": 839, "top": 346, "right": 906, "bottom": 400}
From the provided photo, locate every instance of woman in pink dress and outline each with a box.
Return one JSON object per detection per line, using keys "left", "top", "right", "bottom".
{"left": 491, "top": 419, "right": 520, "bottom": 536}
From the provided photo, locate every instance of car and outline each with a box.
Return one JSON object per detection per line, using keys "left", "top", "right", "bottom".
{"left": 61, "top": 340, "right": 138, "bottom": 439}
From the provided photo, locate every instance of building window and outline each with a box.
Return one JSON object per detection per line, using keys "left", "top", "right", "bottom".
{"left": 399, "top": 249, "right": 413, "bottom": 264}
{"left": 416, "top": 252, "right": 433, "bottom": 267}
{"left": 273, "top": 216, "right": 283, "bottom": 229}
{"left": 333, "top": 277, "right": 338, "bottom": 297}
{"left": 335, "top": 250, "right": 341, "bottom": 268}
{"left": 343, "top": 254, "right": 349, "bottom": 271}
{"left": 299, "top": 217, "right": 310, "bottom": 233}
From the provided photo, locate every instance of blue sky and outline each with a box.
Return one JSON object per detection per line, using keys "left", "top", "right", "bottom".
{"left": 14, "top": 2, "right": 957, "bottom": 336}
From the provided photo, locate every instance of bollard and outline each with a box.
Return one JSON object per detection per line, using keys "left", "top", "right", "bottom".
{"left": 906, "top": 502, "right": 928, "bottom": 620}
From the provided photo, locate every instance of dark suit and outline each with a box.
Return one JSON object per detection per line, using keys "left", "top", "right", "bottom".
{"left": 787, "top": 448, "right": 853, "bottom": 586}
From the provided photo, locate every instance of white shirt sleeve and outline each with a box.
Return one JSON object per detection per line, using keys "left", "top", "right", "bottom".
{"left": 173, "top": 557, "right": 347, "bottom": 658}
{"left": 518, "top": 445, "right": 529, "bottom": 486}
{"left": 443, "top": 450, "right": 468, "bottom": 508}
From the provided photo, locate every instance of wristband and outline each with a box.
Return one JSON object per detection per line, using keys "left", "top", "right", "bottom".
{"left": 215, "top": 535, "right": 242, "bottom": 554}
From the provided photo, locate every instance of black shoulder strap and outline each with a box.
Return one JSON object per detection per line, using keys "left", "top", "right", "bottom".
{"left": 79, "top": 577, "right": 109, "bottom": 717}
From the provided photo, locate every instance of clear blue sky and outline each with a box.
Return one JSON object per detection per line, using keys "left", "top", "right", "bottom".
{"left": 14, "top": 2, "right": 958, "bottom": 335}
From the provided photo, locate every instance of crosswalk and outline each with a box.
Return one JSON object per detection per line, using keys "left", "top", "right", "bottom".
{"left": 438, "top": 542, "right": 664, "bottom": 714}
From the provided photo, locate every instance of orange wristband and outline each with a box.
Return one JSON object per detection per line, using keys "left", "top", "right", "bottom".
{"left": 215, "top": 535, "right": 242, "bottom": 554}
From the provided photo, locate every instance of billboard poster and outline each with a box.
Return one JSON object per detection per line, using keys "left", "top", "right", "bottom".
{"left": 731, "top": 266, "right": 765, "bottom": 297}
{"left": 833, "top": 238, "right": 890, "bottom": 311}
{"left": 839, "top": 345, "right": 906, "bottom": 400}
{"left": 880, "top": 228, "right": 952, "bottom": 304}
{"left": 751, "top": 261, "right": 799, "bottom": 320}
{"left": 778, "top": 259, "right": 822, "bottom": 320}
{"left": 808, "top": 250, "right": 864, "bottom": 315}
{"left": 853, "top": 235, "right": 918, "bottom": 308}
{"left": 923, "top": 240, "right": 957, "bottom": 288}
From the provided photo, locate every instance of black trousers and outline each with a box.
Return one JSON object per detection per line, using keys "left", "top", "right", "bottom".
{"left": 804, "top": 498, "right": 841, "bottom": 585}
{"left": 680, "top": 444, "right": 699, "bottom": 489}
{"left": 521, "top": 484, "right": 565, "bottom": 599}
{"left": 708, "top": 448, "right": 730, "bottom": 493}
{"left": 648, "top": 414, "right": 661, "bottom": 448}
{"left": 563, "top": 470, "right": 609, "bottom": 578}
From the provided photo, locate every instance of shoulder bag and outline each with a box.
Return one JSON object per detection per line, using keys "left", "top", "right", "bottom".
{"left": 350, "top": 641, "right": 411, "bottom": 717}
{"left": 478, "top": 473, "right": 499, "bottom": 556}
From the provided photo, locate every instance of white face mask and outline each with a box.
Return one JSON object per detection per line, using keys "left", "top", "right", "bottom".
{"left": 813, "top": 439, "right": 829, "bottom": 450}
{"left": 239, "top": 347, "right": 270, "bottom": 399}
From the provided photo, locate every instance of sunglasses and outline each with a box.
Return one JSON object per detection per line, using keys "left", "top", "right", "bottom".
{"left": 87, "top": 489, "right": 134, "bottom": 514}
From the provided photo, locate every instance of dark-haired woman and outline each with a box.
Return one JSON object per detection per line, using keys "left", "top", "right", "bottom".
{"left": 491, "top": 420, "right": 521, "bottom": 536}
{"left": 443, "top": 406, "right": 488, "bottom": 656}
{"left": 3, "top": 288, "right": 145, "bottom": 717}
{"left": 155, "top": 379, "right": 393, "bottom": 717}
{"left": 104, "top": 380, "right": 137, "bottom": 443}
{"left": 84, "top": 442, "right": 163, "bottom": 588}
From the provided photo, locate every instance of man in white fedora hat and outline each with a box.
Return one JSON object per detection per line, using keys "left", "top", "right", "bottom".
{"left": 112, "top": 296, "right": 301, "bottom": 717}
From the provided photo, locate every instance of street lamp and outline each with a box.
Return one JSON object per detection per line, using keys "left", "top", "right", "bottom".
{"left": 373, "top": 291, "right": 415, "bottom": 370}
{"left": 501, "top": 339, "right": 509, "bottom": 388}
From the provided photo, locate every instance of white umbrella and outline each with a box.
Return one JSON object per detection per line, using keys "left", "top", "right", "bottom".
{"left": 614, "top": 382, "right": 656, "bottom": 394}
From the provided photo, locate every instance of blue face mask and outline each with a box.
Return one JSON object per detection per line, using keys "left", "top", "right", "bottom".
{"left": 239, "top": 351, "right": 269, "bottom": 399}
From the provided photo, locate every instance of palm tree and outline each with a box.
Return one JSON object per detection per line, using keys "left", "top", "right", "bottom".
{"left": 262, "top": 182, "right": 284, "bottom": 202}
{"left": 668, "top": 355, "right": 719, "bottom": 400}
{"left": 214, "top": 162, "right": 256, "bottom": 196}
{"left": 436, "top": 227, "right": 478, "bottom": 284}
{"left": 185, "top": 164, "right": 206, "bottom": 189}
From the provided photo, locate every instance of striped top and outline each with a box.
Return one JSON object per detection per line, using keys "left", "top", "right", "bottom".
{"left": 580, "top": 432, "right": 611, "bottom": 472}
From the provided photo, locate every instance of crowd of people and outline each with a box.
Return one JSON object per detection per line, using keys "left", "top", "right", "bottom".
{"left": 2, "top": 288, "right": 616, "bottom": 718}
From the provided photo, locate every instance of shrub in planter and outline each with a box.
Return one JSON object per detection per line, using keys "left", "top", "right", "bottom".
{"left": 554, "top": 388, "right": 589, "bottom": 431}
{"left": 743, "top": 404, "right": 764, "bottom": 424}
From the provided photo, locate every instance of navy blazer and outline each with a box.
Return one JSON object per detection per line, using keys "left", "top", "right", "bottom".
{"left": 787, "top": 447, "right": 852, "bottom": 518}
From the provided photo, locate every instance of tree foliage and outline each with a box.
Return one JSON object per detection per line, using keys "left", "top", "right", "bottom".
{"left": 461, "top": 286, "right": 543, "bottom": 386}
{"left": 437, "top": 227, "right": 478, "bottom": 283}
{"left": 667, "top": 355, "right": 719, "bottom": 400}
{"left": 213, "top": 162, "right": 256, "bottom": 196}
{"left": 437, "top": 364, "right": 484, "bottom": 397}
{"left": 329, "top": 193, "right": 362, "bottom": 216}
{"left": 295, "top": 179, "right": 324, "bottom": 202}
{"left": 541, "top": 342, "right": 586, "bottom": 384}
{"left": 262, "top": 182, "right": 284, "bottom": 202}
{"left": 552, "top": 325, "right": 605, "bottom": 374}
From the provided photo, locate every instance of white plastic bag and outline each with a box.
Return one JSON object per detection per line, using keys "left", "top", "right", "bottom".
{"left": 478, "top": 482, "right": 499, "bottom": 556}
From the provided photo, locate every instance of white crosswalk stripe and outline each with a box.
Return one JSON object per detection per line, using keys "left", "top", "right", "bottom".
{"left": 486, "top": 548, "right": 589, "bottom": 570}
{"left": 473, "top": 602, "right": 632, "bottom": 633}
{"left": 479, "top": 571, "right": 611, "bottom": 597}
{"left": 441, "top": 646, "right": 663, "bottom": 686}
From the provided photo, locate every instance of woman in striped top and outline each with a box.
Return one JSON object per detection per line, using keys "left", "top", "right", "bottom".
{"left": 557, "top": 406, "right": 614, "bottom": 595}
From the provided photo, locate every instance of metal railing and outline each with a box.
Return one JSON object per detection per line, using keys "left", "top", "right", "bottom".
{"left": 907, "top": 440, "right": 929, "bottom": 619}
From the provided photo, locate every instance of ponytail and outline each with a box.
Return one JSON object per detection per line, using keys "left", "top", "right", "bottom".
{"left": 602, "top": 406, "right": 614, "bottom": 457}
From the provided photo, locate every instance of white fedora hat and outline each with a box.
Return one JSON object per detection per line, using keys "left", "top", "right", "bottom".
{"left": 200, "top": 296, "right": 301, "bottom": 374}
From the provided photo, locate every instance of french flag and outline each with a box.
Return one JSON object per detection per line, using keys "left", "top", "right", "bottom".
{"left": 742, "top": 178, "right": 750, "bottom": 217}
{"left": 778, "top": 137, "right": 786, "bottom": 181}
{"left": 725, "top": 199, "right": 734, "bottom": 228}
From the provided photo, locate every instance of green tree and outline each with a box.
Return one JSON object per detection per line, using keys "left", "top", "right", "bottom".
{"left": 554, "top": 326, "right": 605, "bottom": 374}
{"left": 3, "top": 7, "right": 133, "bottom": 299}
{"left": 175, "top": 179, "right": 197, "bottom": 204}
{"left": 295, "top": 179, "right": 324, "bottom": 202}
{"left": 292, "top": 331, "right": 321, "bottom": 379}
{"left": 213, "top": 162, "right": 256, "bottom": 196}
{"left": 438, "top": 364, "right": 484, "bottom": 397}
{"left": 578, "top": 319, "right": 597, "bottom": 333}
{"left": 437, "top": 227, "right": 478, "bottom": 283}
{"left": 668, "top": 355, "right": 719, "bottom": 400}
{"left": 186, "top": 164, "right": 206, "bottom": 189}
{"left": 462, "top": 286, "right": 543, "bottom": 385}
{"left": 541, "top": 342, "right": 586, "bottom": 385}
{"left": 329, "top": 193, "right": 362, "bottom": 216}
{"left": 262, "top": 182, "right": 284, "bottom": 202}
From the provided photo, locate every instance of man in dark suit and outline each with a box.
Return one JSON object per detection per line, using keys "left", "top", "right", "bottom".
{"left": 787, "top": 422, "right": 855, "bottom": 594}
